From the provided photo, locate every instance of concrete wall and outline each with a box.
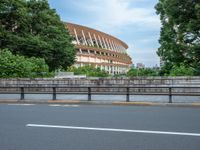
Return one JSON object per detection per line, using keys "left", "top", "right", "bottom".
{"left": 0, "top": 77, "right": 200, "bottom": 86}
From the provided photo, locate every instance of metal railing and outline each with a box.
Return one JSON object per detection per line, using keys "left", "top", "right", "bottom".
{"left": 0, "top": 85, "right": 200, "bottom": 103}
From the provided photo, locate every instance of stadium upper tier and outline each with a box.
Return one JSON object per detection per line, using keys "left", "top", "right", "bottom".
{"left": 65, "top": 22, "right": 132, "bottom": 74}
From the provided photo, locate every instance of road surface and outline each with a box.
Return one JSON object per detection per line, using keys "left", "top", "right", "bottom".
{"left": 0, "top": 104, "right": 200, "bottom": 150}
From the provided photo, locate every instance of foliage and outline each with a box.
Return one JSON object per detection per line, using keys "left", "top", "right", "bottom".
{"left": 169, "top": 64, "right": 194, "bottom": 76}
{"left": 159, "top": 62, "right": 173, "bottom": 76}
{"left": 67, "top": 66, "right": 109, "bottom": 77}
{"left": 112, "top": 74, "right": 126, "bottom": 77}
{"left": 127, "top": 68, "right": 159, "bottom": 77}
{"left": 0, "top": 49, "right": 52, "bottom": 78}
{"left": 155, "top": 0, "right": 200, "bottom": 75}
{"left": 0, "top": 0, "right": 75, "bottom": 71}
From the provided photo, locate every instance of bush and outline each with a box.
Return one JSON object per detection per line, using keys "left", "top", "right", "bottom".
{"left": 0, "top": 49, "right": 52, "bottom": 78}
{"left": 67, "top": 66, "right": 109, "bottom": 77}
{"left": 127, "top": 68, "right": 159, "bottom": 76}
{"left": 169, "top": 64, "right": 194, "bottom": 76}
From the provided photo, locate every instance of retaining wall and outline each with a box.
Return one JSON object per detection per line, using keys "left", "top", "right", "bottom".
{"left": 0, "top": 77, "right": 200, "bottom": 94}
{"left": 0, "top": 77, "right": 200, "bottom": 86}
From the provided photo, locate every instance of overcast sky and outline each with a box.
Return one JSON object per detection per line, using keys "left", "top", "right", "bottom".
{"left": 48, "top": 0, "right": 161, "bottom": 67}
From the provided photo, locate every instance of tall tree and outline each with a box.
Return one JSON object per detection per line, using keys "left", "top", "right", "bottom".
{"left": 0, "top": 0, "right": 75, "bottom": 71}
{"left": 155, "top": 0, "right": 200, "bottom": 75}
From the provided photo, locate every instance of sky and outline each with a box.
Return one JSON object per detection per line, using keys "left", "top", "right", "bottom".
{"left": 48, "top": 0, "right": 161, "bottom": 67}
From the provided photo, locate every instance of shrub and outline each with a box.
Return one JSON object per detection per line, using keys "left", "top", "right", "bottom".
{"left": 0, "top": 49, "right": 51, "bottom": 78}
{"left": 169, "top": 64, "right": 194, "bottom": 76}
{"left": 67, "top": 66, "right": 109, "bottom": 77}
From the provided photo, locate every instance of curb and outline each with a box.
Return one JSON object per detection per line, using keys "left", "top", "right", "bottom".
{"left": 0, "top": 100, "right": 19, "bottom": 103}
{"left": 0, "top": 100, "right": 200, "bottom": 107}
{"left": 191, "top": 103, "right": 200, "bottom": 107}
{"left": 112, "top": 102, "right": 158, "bottom": 106}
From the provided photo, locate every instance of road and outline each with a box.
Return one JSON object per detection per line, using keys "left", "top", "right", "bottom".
{"left": 0, "top": 104, "right": 200, "bottom": 150}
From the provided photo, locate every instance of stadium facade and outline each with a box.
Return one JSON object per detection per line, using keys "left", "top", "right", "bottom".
{"left": 65, "top": 22, "right": 132, "bottom": 74}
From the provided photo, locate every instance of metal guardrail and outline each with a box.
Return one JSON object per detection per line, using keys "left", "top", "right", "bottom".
{"left": 0, "top": 85, "right": 200, "bottom": 103}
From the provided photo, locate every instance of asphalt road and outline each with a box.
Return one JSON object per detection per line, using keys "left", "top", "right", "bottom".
{"left": 0, "top": 104, "right": 200, "bottom": 150}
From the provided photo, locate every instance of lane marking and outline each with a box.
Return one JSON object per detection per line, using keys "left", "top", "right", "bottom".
{"left": 26, "top": 124, "right": 200, "bottom": 137}
{"left": 49, "top": 104, "right": 61, "bottom": 107}
{"left": 62, "top": 105, "right": 79, "bottom": 107}
{"left": 8, "top": 104, "right": 35, "bottom": 106}
{"left": 48, "top": 104, "right": 79, "bottom": 107}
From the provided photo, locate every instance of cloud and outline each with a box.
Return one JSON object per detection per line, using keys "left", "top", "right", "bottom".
{"left": 73, "top": 0, "right": 160, "bottom": 32}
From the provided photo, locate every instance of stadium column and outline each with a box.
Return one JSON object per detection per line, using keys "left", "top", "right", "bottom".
{"left": 98, "top": 35, "right": 104, "bottom": 48}
{"left": 118, "top": 45, "right": 122, "bottom": 53}
{"left": 111, "top": 41, "right": 117, "bottom": 52}
{"left": 102, "top": 37, "right": 108, "bottom": 49}
{"left": 88, "top": 32, "right": 94, "bottom": 46}
{"left": 116, "top": 43, "right": 120, "bottom": 52}
{"left": 114, "top": 43, "right": 119, "bottom": 52}
{"left": 109, "top": 39, "right": 114, "bottom": 51}
{"left": 74, "top": 28, "right": 80, "bottom": 45}
{"left": 105, "top": 38, "right": 111, "bottom": 50}
{"left": 82, "top": 30, "right": 88, "bottom": 46}
{"left": 93, "top": 34, "right": 99, "bottom": 48}
{"left": 119, "top": 45, "right": 122, "bottom": 53}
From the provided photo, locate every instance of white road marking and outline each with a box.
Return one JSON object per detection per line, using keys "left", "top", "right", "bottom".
{"left": 49, "top": 104, "right": 79, "bottom": 107}
{"left": 72, "top": 105, "right": 79, "bottom": 107}
{"left": 62, "top": 105, "right": 79, "bottom": 107}
{"left": 26, "top": 124, "right": 200, "bottom": 137}
{"left": 62, "top": 104, "right": 71, "bottom": 107}
{"left": 48, "top": 104, "right": 61, "bottom": 107}
{"left": 8, "top": 104, "right": 35, "bottom": 106}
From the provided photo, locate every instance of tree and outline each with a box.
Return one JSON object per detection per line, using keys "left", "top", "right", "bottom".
{"left": 0, "top": 0, "right": 75, "bottom": 71}
{"left": 155, "top": 0, "right": 200, "bottom": 75}
{"left": 127, "top": 68, "right": 159, "bottom": 76}
{"left": 169, "top": 64, "right": 194, "bottom": 76}
{"left": 0, "top": 49, "right": 50, "bottom": 78}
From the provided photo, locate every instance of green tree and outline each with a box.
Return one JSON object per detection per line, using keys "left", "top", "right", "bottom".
{"left": 155, "top": 0, "right": 200, "bottom": 75}
{"left": 0, "top": 0, "right": 75, "bottom": 71}
{"left": 127, "top": 68, "right": 159, "bottom": 77}
{"left": 0, "top": 49, "right": 50, "bottom": 78}
{"left": 169, "top": 64, "right": 194, "bottom": 76}
{"left": 159, "top": 62, "right": 173, "bottom": 76}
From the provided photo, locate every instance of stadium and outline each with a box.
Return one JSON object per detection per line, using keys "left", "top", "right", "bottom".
{"left": 65, "top": 23, "right": 132, "bottom": 74}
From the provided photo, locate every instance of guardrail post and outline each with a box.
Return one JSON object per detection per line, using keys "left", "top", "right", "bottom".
{"left": 52, "top": 87, "right": 56, "bottom": 100}
{"left": 20, "top": 87, "right": 24, "bottom": 100}
{"left": 88, "top": 87, "right": 91, "bottom": 101}
{"left": 169, "top": 87, "right": 172, "bottom": 103}
{"left": 126, "top": 87, "right": 130, "bottom": 102}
